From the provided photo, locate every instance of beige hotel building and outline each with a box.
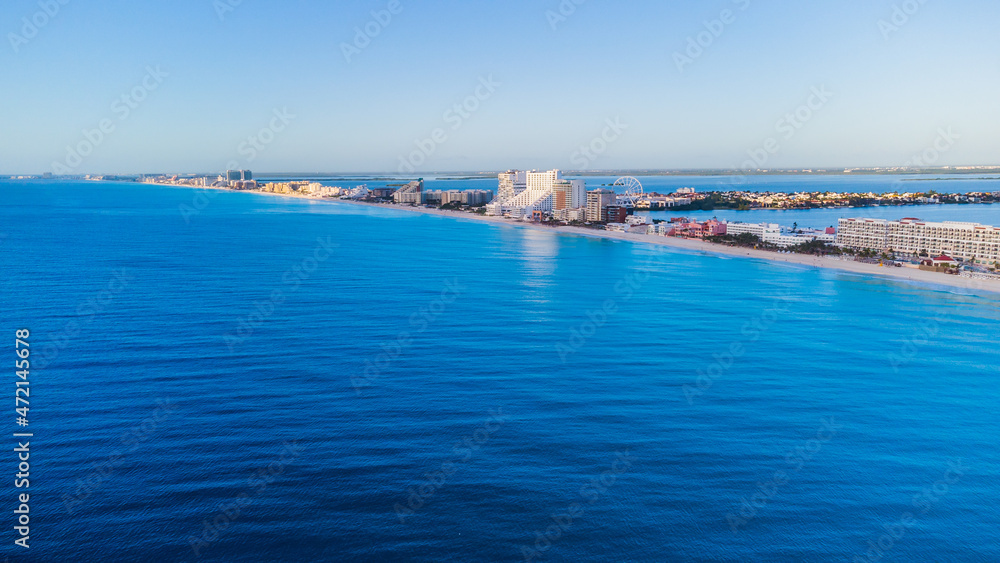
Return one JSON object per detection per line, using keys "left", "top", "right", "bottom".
{"left": 837, "top": 218, "right": 1000, "bottom": 264}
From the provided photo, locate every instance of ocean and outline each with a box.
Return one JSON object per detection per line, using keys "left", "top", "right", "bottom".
{"left": 1, "top": 179, "right": 998, "bottom": 562}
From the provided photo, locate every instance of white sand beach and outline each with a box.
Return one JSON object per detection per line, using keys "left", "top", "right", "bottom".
{"left": 310, "top": 197, "right": 999, "bottom": 296}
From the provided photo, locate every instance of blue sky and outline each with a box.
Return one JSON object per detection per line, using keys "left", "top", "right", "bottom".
{"left": 1, "top": 0, "right": 997, "bottom": 174}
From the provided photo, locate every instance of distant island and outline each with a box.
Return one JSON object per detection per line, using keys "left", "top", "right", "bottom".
{"left": 563, "top": 166, "right": 1000, "bottom": 177}
{"left": 630, "top": 189, "right": 997, "bottom": 212}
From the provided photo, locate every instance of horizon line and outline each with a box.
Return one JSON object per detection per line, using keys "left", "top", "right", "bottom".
{"left": 10, "top": 165, "right": 1000, "bottom": 178}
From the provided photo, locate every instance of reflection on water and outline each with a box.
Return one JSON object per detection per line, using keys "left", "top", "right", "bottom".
{"left": 509, "top": 228, "right": 558, "bottom": 305}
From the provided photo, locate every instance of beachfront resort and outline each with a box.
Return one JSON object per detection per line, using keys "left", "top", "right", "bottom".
{"left": 118, "top": 169, "right": 1000, "bottom": 279}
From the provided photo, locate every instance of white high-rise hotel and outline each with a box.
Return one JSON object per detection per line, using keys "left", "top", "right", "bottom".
{"left": 837, "top": 217, "right": 1000, "bottom": 265}
{"left": 486, "top": 169, "right": 585, "bottom": 218}
{"left": 496, "top": 170, "right": 527, "bottom": 202}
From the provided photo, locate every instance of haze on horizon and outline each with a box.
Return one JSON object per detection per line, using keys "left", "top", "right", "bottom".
{"left": 2, "top": 0, "right": 998, "bottom": 175}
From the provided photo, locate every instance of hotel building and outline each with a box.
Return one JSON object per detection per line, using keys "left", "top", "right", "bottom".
{"left": 837, "top": 218, "right": 1000, "bottom": 264}
{"left": 586, "top": 189, "right": 616, "bottom": 222}
{"left": 726, "top": 222, "right": 836, "bottom": 247}
{"left": 487, "top": 169, "right": 581, "bottom": 218}
{"left": 423, "top": 189, "right": 493, "bottom": 207}
{"left": 725, "top": 222, "right": 781, "bottom": 240}
{"left": 553, "top": 179, "right": 587, "bottom": 211}
{"left": 497, "top": 170, "right": 527, "bottom": 202}
{"left": 393, "top": 179, "right": 424, "bottom": 204}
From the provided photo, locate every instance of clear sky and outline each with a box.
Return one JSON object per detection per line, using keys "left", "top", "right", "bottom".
{"left": 1, "top": 0, "right": 997, "bottom": 174}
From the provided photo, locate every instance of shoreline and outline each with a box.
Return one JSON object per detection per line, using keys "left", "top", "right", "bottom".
{"left": 319, "top": 197, "right": 1000, "bottom": 297}
{"left": 146, "top": 182, "right": 1000, "bottom": 296}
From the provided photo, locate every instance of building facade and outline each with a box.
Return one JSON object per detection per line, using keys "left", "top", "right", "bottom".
{"left": 497, "top": 170, "right": 527, "bottom": 202}
{"left": 553, "top": 179, "right": 586, "bottom": 211}
{"left": 423, "top": 189, "right": 493, "bottom": 207}
{"left": 487, "top": 169, "right": 573, "bottom": 218}
{"left": 586, "top": 189, "right": 616, "bottom": 222}
{"left": 725, "top": 222, "right": 781, "bottom": 240}
{"left": 604, "top": 205, "right": 628, "bottom": 224}
{"left": 725, "top": 222, "right": 835, "bottom": 247}
{"left": 393, "top": 179, "right": 424, "bottom": 204}
{"left": 553, "top": 207, "right": 586, "bottom": 222}
{"left": 837, "top": 218, "right": 1000, "bottom": 264}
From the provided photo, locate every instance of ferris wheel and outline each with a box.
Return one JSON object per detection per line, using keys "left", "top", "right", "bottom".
{"left": 613, "top": 176, "right": 644, "bottom": 207}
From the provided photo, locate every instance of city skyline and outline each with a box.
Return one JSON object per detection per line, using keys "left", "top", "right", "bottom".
{"left": 3, "top": 0, "right": 999, "bottom": 175}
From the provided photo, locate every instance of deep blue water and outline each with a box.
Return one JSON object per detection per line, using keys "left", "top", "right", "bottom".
{"left": 1, "top": 180, "right": 998, "bottom": 562}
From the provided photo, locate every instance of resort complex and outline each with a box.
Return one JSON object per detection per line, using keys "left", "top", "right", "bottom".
{"left": 112, "top": 168, "right": 1000, "bottom": 278}
{"left": 484, "top": 169, "right": 587, "bottom": 218}
{"left": 836, "top": 217, "right": 1000, "bottom": 265}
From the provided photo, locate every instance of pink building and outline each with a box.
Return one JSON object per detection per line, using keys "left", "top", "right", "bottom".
{"left": 674, "top": 222, "right": 702, "bottom": 237}
{"left": 703, "top": 220, "right": 727, "bottom": 237}
{"left": 669, "top": 219, "right": 726, "bottom": 239}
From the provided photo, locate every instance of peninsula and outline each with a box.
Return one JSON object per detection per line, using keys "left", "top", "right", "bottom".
{"left": 98, "top": 170, "right": 1000, "bottom": 295}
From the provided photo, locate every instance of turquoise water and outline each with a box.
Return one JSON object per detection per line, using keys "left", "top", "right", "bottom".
{"left": 1, "top": 180, "right": 998, "bottom": 562}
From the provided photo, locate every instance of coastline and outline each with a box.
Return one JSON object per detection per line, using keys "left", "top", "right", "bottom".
{"left": 150, "top": 182, "right": 1000, "bottom": 296}
{"left": 317, "top": 197, "right": 1000, "bottom": 296}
